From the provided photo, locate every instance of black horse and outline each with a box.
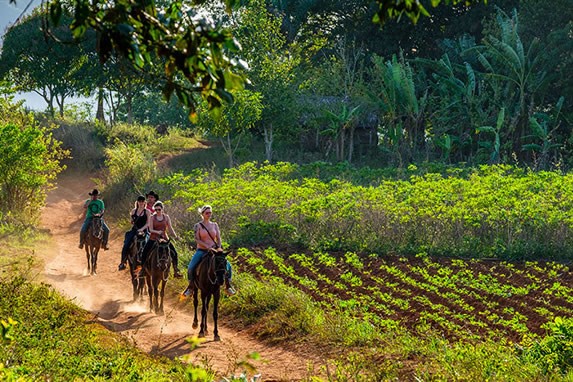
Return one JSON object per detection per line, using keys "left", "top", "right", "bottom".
{"left": 84, "top": 216, "right": 103, "bottom": 275}
{"left": 191, "top": 249, "right": 229, "bottom": 341}
{"left": 144, "top": 239, "right": 171, "bottom": 315}
{"left": 127, "top": 231, "right": 146, "bottom": 302}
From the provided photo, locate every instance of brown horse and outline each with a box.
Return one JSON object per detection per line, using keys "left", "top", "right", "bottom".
{"left": 191, "top": 249, "right": 229, "bottom": 341}
{"left": 127, "top": 231, "right": 146, "bottom": 302}
{"left": 144, "top": 239, "right": 171, "bottom": 315}
{"left": 84, "top": 216, "right": 103, "bottom": 275}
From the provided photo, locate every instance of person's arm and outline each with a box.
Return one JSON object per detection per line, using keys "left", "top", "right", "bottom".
{"left": 99, "top": 200, "right": 105, "bottom": 217}
{"left": 214, "top": 223, "right": 222, "bottom": 248}
{"left": 81, "top": 200, "right": 89, "bottom": 218}
{"left": 130, "top": 208, "right": 136, "bottom": 224}
{"left": 166, "top": 215, "right": 179, "bottom": 240}
{"left": 148, "top": 216, "right": 158, "bottom": 236}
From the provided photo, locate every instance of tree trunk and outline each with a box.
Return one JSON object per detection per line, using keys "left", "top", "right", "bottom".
{"left": 347, "top": 125, "right": 355, "bottom": 163}
{"left": 96, "top": 87, "right": 105, "bottom": 123}
{"left": 126, "top": 93, "right": 133, "bottom": 125}
{"left": 263, "top": 123, "right": 274, "bottom": 162}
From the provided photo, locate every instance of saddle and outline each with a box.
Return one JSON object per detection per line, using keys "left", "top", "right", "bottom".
{"left": 191, "top": 248, "right": 224, "bottom": 282}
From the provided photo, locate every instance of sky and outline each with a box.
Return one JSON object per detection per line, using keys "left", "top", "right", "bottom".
{"left": 0, "top": 0, "right": 65, "bottom": 110}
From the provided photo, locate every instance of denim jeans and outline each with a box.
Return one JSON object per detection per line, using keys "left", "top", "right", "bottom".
{"left": 80, "top": 217, "right": 110, "bottom": 244}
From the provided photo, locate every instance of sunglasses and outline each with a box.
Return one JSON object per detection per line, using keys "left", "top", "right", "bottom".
{"left": 203, "top": 211, "right": 212, "bottom": 215}
{"left": 154, "top": 208, "right": 163, "bottom": 211}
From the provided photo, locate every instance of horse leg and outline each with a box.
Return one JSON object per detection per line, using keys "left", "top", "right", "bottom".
{"left": 153, "top": 278, "right": 160, "bottom": 314}
{"left": 138, "top": 275, "right": 145, "bottom": 301}
{"left": 158, "top": 279, "right": 166, "bottom": 316}
{"left": 146, "top": 274, "right": 153, "bottom": 312}
{"left": 92, "top": 248, "right": 99, "bottom": 275}
{"left": 85, "top": 247, "right": 91, "bottom": 275}
{"left": 213, "top": 289, "right": 221, "bottom": 341}
{"left": 192, "top": 287, "right": 199, "bottom": 329}
{"left": 199, "top": 292, "right": 208, "bottom": 338}
{"left": 131, "top": 270, "right": 138, "bottom": 302}
{"left": 204, "top": 294, "right": 211, "bottom": 335}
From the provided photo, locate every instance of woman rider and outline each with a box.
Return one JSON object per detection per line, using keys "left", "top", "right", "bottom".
{"left": 139, "top": 201, "right": 183, "bottom": 278}
{"left": 185, "top": 205, "right": 236, "bottom": 296}
{"left": 118, "top": 195, "right": 150, "bottom": 271}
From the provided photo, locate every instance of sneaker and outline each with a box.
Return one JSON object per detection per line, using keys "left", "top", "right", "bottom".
{"left": 225, "top": 286, "right": 237, "bottom": 296}
{"left": 179, "top": 287, "right": 192, "bottom": 301}
{"left": 118, "top": 263, "right": 126, "bottom": 271}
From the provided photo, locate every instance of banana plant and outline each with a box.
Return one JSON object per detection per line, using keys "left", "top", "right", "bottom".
{"left": 476, "top": 108, "right": 505, "bottom": 164}
{"left": 522, "top": 96, "right": 564, "bottom": 169}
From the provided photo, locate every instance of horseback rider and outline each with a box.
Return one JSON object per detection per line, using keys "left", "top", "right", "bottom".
{"left": 79, "top": 189, "right": 110, "bottom": 250}
{"left": 186, "top": 205, "right": 236, "bottom": 296}
{"left": 145, "top": 191, "right": 158, "bottom": 213}
{"left": 139, "top": 201, "right": 183, "bottom": 278}
{"left": 118, "top": 195, "right": 151, "bottom": 271}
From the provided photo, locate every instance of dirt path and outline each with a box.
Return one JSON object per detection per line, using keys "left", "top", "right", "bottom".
{"left": 38, "top": 171, "right": 319, "bottom": 381}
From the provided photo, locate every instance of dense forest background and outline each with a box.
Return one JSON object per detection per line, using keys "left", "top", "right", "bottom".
{"left": 0, "top": 0, "right": 571, "bottom": 170}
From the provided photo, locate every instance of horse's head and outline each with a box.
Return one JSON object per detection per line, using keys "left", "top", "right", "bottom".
{"left": 156, "top": 239, "right": 171, "bottom": 271}
{"left": 209, "top": 249, "right": 229, "bottom": 286}
{"left": 135, "top": 231, "right": 147, "bottom": 250}
{"left": 91, "top": 216, "right": 103, "bottom": 239}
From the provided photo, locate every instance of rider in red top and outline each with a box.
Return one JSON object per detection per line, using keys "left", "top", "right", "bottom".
{"left": 139, "top": 201, "right": 183, "bottom": 278}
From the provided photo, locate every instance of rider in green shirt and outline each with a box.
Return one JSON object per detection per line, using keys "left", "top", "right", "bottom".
{"left": 79, "top": 189, "right": 110, "bottom": 250}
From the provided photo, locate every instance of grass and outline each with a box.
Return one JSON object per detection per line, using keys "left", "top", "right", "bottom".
{"left": 0, "top": 224, "right": 210, "bottom": 382}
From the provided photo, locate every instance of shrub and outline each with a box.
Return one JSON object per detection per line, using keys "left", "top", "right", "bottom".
{"left": 0, "top": 99, "right": 68, "bottom": 223}
{"left": 526, "top": 317, "right": 573, "bottom": 374}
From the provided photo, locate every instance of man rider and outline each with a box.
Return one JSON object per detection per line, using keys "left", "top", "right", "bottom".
{"left": 79, "top": 189, "right": 110, "bottom": 250}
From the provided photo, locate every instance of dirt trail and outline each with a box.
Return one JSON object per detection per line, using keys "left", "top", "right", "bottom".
{"left": 38, "top": 171, "right": 319, "bottom": 381}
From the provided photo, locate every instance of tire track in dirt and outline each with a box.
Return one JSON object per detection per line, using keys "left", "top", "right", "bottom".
{"left": 38, "top": 170, "right": 319, "bottom": 381}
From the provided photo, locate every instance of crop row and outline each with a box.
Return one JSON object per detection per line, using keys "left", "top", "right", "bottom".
{"left": 234, "top": 248, "right": 573, "bottom": 342}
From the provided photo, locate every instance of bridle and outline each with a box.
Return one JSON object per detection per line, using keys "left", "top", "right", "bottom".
{"left": 207, "top": 250, "right": 227, "bottom": 285}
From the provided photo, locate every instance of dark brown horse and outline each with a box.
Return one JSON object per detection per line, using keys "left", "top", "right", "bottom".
{"left": 84, "top": 216, "right": 103, "bottom": 275}
{"left": 191, "top": 249, "right": 229, "bottom": 341}
{"left": 127, "top": 231, "right": 146, "bottom": 302}
{"left": 144, "top": 239, "right": 171, "bottom": 315}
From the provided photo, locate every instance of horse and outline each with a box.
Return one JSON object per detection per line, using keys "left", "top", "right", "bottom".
{"left": 191, "top": 249, "right": 229, "bottom": 341}
{"left": 127, "top": 231, "right": 146, "bottom": 302}
{"left": 84, "top": 216, "right": 103, "bottom": 275}
{"left": 144, "top": 239, "right": 171, "bottom": 315}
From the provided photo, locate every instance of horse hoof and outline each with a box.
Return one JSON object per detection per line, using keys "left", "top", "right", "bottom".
{"left": 214, "top": 335, "right": 221, "bottom": 342}
{"left": 192, "top": 322, "right": 198, "bottom": 329}
{"left": 198, "top": 332, "right": 205, "bottom": 338}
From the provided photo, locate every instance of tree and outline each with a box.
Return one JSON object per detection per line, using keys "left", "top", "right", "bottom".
{"left": 0, "top": 10, "right": 87, "bottom": 116}
{"left": 9, "top": 0, "right": 490, "bottom": 117}
{"left": 232, "top": 0, "right": 302, "bottom": 162}
{"left": 0, "top": 98, "right": 69, "bottom": 222}
{"left": 197, "top": 90, "right": 263, "bottom": 167}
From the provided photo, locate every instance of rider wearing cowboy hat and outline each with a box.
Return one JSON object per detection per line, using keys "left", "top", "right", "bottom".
{"left": 79, "top": 189, "right": 110, "bottom": 250}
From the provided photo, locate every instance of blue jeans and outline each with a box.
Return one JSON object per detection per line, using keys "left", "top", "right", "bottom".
{"left": 80, "top": 217, "right": 110, "bottom": 245}
{"left": 187, "top": 249, "right": 232, "bottom": 281}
